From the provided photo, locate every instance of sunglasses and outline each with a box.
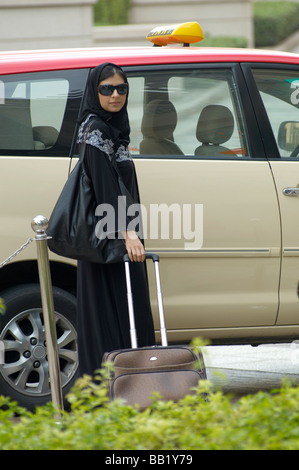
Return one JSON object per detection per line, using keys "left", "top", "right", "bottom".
{"left": 98, "top": 83, "right": 129, "bottom": 96}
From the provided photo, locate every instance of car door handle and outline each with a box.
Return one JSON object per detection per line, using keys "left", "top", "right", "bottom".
{"left": 283, "top": 187, "right": 299, "bottom": 197}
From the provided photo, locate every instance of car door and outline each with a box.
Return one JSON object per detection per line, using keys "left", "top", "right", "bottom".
{"left": 126, "top": 64, "right": 281, "bottom": 342}
{"left": 243, "top": 63, "right": 299, "bottom": 326}
{"left": 0, "top": 69, "right": 88, "bottom": 266}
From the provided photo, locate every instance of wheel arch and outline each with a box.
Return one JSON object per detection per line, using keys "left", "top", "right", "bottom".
{"left": 0, "top": 260, "right": 77, "bottom": 298}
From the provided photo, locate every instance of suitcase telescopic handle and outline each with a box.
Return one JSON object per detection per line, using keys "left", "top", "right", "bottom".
{"left": 123, "top": 252, "right": 159, "bottom": 263}
{"left": 123, "top": 252, "right": 168, "bottom": 348}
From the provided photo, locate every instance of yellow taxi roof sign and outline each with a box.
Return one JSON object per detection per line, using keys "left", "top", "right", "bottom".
{"left": 146, "top": 21, "right": 204, "bottom": 46}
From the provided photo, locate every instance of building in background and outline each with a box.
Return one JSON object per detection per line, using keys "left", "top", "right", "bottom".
{"left": 0, "top": 0, "right": 96, "bottom": 51}
{"left": 0, "top": 0, "right": 252, "bottom": 51}
{"left": 0, "top": 0, "right": 299, "bottom": 52}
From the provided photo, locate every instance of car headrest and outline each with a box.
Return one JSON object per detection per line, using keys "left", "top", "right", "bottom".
{"left": 196, "top": 105, "right": 234, "bottom": 145}
{"left": 33, "top": 126, "right": 59, "bottom": 148}
{"left": 141, "top": 99, "right": 178, "bottom": 140}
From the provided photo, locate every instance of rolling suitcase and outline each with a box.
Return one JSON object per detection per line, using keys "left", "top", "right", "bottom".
{"left": 103, "top": 253, "right": 207, "bottom": 409}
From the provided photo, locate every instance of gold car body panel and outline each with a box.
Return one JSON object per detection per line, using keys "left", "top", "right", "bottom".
{"left": 269, "top": 161, "right": 299, "bottom": 326}
{"left": 0, "top": 156, "right": 72, "bottom": 265}
{"left": 135, "top": 158, "right": 281, "bottom": 334}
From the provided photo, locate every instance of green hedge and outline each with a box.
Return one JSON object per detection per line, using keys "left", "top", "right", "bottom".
{"left": 0, "top": 298, "right": 5, "bottom": 315}
{"left": 94, "top": 0, "right": 131, "bottom": 26}
{"left": 1, "top": 370, "right": 299, "bottom": 450}
{"left": 254, "top": 1, "right": 299, "bottom": 47}
{"left": 194, "top": 35, "right": 248, "bottom": 48}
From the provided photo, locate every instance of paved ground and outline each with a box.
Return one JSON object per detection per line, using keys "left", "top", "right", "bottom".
{"left": 202, "top": 342, "right": 299, "bottom": 397}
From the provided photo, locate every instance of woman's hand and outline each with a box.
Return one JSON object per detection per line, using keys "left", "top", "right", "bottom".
{"left": 124, "top": 230, "right": 145, "bottom": 262}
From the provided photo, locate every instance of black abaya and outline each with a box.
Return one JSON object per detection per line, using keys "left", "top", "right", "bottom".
{"left": 76, "top": 115, "right": 155, "bottom": 377}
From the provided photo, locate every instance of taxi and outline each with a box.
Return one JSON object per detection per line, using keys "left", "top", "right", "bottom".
{"left": 1, "top": 22, "right": 299, "bottom": 408}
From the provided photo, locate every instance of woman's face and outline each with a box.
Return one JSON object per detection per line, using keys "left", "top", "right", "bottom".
{"left": 98, "top": 73, "right": 127, "bottom": 113}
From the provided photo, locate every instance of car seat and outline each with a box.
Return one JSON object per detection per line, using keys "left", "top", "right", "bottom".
{"left": 140, "top": 99, "right": 184, "bottom": 155}
{"left": 195, "top": 105, "right": 234, "bottom": 157}
{"left": 33, "top": 126, "right": 59, "bottom": 150}
{"left": 0, "top": 98, "right": 35, "bottom": 150}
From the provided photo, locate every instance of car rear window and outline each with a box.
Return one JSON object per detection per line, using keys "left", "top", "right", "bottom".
{"left": 0, "top": 69, "right": 88, "bottom": 156}
{"left": 127, "top": 67, "right": 249, "bottom": 159}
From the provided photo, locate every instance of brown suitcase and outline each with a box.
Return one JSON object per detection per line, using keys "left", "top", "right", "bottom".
{"left": 103, "top": 253, "right": 207, "bottom": 409}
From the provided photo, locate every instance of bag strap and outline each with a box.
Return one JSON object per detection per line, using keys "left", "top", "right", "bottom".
{"left": 79, "top": 119, "right": 94, "bottom": 161}
{"left": 68, "top": 119, "right": 93, "bottom": 176}
{"left": 79, "top": 117, "right": 135, "bottom": 207}
{"left": 109, "top": 154, "right": 135, "bottom": 207}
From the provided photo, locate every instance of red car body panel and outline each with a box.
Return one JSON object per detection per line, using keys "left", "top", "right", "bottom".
{"left": 0, "top": 46, "right": 298, "bottom": 75}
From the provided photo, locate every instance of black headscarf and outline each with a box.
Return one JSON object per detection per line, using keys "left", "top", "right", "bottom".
{"left": 78, "top": 62, "right": 130, "bottom": 145}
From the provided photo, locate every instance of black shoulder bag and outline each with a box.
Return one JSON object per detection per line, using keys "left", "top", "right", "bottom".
{"left": 47, "top": 121, "right": 127, "bottom": 264}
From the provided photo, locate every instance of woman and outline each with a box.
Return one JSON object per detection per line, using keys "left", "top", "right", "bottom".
{"left": 76, "top": 63, "right": 155, "bottom": 377}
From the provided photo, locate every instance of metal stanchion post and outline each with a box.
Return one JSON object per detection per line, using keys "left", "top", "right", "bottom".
{"left": 31, "top": 215, "right": 64, "bottom": 415}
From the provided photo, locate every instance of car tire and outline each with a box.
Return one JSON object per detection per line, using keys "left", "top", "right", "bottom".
{"left": 0, "top": 283, "right": 78, "bottom": 411}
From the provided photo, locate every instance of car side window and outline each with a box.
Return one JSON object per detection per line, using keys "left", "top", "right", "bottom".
{"left": 127, "top": 68, "right": 249, "bottom": 158}
{"left": 252, "top": 68, "right": 299, "bottom": 158}
{"left": 0, "top": 69, "right": 88, "bottom": 156}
